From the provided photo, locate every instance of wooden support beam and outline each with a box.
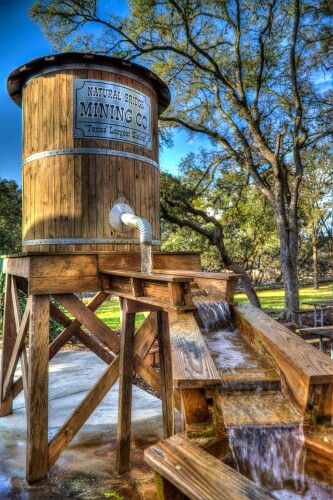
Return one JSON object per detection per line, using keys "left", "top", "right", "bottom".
{"left": 49, "top": 291, "right": 109, "bottom": 357}
{"left": 168, "top": 282, "right": 184, "bottom": 307}
{"left": 26, "top": 295, "right": 50, "bottom": 484}
{"left": 53, "top": 293, "right": 120, "bottom": 353}
{"left": 181, "top": 389, "right": 210, "bottom": 428}
{"left": 116, "top": 306, "right": 136, "bottom": 474}
{"left": 48, "top": 312, "right": 160, "bottom": 468}
{"left": 157, "top": 311, "right": 174, "bottom": 438}
{"left": 0, "top": 275, "right": 17, "bottom": 416}
{"left": 75, "top": 329, "right": 115, "bottom": 364}
{"left": 12, "top": 293, "right": 109, "bottom": 401}
{"left": 3, "top": 296, "right": 31, "bottom": 399}
{"left": 48, "top": 355, "right": 120, "bottom": 468}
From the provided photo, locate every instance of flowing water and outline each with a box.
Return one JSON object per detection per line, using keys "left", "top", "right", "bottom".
{"left": 195, "top": 300, "right": 332, "bottom": 498}
{"left": 228, "top": 425, "right": 305, "bottom": 493}
{"left": 140, "top": 243, "right": 152, "bottom": 274}
{"left": 196, "top": 300, "right": 233, "bottom": 331}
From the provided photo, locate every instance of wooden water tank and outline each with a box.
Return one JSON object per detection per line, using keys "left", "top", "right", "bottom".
{"left": 7, "top": 53, "right": 170, "bottom": 254}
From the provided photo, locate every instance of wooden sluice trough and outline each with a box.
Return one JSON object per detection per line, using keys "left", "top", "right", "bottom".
{"left": 1, "top": 52, "right": 333, "bottom": 498}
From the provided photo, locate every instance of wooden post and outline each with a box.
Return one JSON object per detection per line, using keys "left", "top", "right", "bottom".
{"left": 0, "top": 275, "right": 16, "bottom": 416}
{"left": 157, "top": 311, "right": 174, "bottom": 438}
{"left": 26, "top": 295, "right": 50, "bottom": 484}
{"left": 116, "top": 304, "right": 135, "bottom": 474}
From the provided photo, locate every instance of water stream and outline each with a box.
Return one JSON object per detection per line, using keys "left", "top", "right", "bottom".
{"left": 196, "top": 300, "right": 233, "bottom": 331}
{"left": 228, "top": 425, "right": 305, "bottom": 493}
{"left": 140, "top": 243, "right": 152, "bottom": 274}
{"left": 195, "top": 300, "right": 318, "bottom": 498}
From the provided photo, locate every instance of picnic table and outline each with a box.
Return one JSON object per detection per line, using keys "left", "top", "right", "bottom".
{"left": 301, "top": 299, "right": 333, "bottom": 327}
{"left": 297, "top": 326, "right": 333, "bottom": 358}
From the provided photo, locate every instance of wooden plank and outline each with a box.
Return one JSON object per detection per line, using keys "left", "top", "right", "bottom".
{"left": 144, "top": 434, "right": 271, "bottom": 500}
{"left": 3, "top": 257, "right": 30, "bottom": 278}
{"left": 53, "top": 294, "right": 120, "bottom": 353}
{"left": 169, "top": 313, "right": 220, "bottom": 389}
{"left": 157, "top": 311, "right": 174, "bottom": 438}
{"left": 49, "top": 292, "right": 108, "bottom": 357}
{"left": 3, "top": 297, "right": 31, "bottom": 399}
{"left": 100, "top": 269, "right": 192, "bottom": 283}
{"left": 48, "top": 355, "right": 120, "bottom": 468}
{"left": 130, "top": 277, "right": 144, "bottom": 297}
{"left": 48, "top": 310, "right": 159, "bottom": 468}
{"left": 133, "top": 356, "right": 161, "bottom": 395}
{"left": 29, "top": 254, "right": 98, "bottom": 277}
{"left": 20, "top": 346, "right": 29, "bottom": 407}
{"left": 168, "top": 282, "right": 184, "bottom": 307}
{"left": 98, "top": 252, "right": 201, "bottom": 274}
{"left": 156, "top": 270, "right": 240, "bottom": 281}
{"left": 235, "top": 303, "right": 333, "bottom": 412}
{"left": 153, "top": 253, "right": 201, "bottom": 271}
{"left": 181, "top": 389, "right": 210, "bottom": 427}
{"left": 106, "top": 289, "right": 196, "bottom": 312}
{"left": 29, "top": 275, "right": 102, "bottom": 295}
{"left": 26, "top": 295, "right": 49, "bottom": 484}
{"left": 75, "top": 329, "right": 115, "bottom": 364}
{"left": 116, "top": 307, "right": 135, "bottom": 473}
{"left": 10, "top": 276, "right": 21, "bottom": 331}
{"left": 0, "top": 275, "right": 16, "bottom": 416}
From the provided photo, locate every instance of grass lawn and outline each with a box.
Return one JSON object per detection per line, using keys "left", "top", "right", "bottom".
{"left": 94, "top": 299, "right": 146, "bottom": 330}
{"left": 93, "top": 282, "right": 333, "bottom": 328}
{"left": 235, "top": 282, "right": 333, "bottom": 309}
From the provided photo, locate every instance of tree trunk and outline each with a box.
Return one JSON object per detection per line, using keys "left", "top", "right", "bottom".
{"left": 277, "top": 221, "right": 300, "bottom": 321}
{"left": 215, "top": 240, "right": 261, "bottom": 308}
{"left": 311, "top": 225, "right": 319, "bottom": 289}
{"left": 228, "top": 262, "right": 261, "bottom": 308}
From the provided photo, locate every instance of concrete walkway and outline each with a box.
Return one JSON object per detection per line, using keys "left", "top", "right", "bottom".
{"left": 0, "top": 351, "right": 164, "bottom": 499}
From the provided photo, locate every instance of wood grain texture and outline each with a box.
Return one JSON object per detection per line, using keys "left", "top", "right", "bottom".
{"left": 181, "top": 389, "right": 210, "bottom": 427}
{"left": 144, "top": 434, "right": 272, "bottom": 500}
{"left": 48, "top": 355, "right": 120, "bottom": 468}
{"left": 157, "top": 311, "right": 175, "bottom": 438}
{"left": 116, "top": 307, "right": 136, "bottom": 473}
{"left": 0, "top": 275, "right": 16, "bottom": 415}
{"left": 235, "top": 303, "right": 333, "bottom": 412}
{"left": 26, "top": 295, "right": 50, "bottom": 484}
{"left": 3, "top": 296, "right": 31, "bottom": 400}
{"left": 169, "top": 313, "right": 220, "bottom": 389}
{"left": 22, "top": 67, "right": 160, "bottom": 254}
{"left": 53, "top": 293, "right": 120, "bottom": 353}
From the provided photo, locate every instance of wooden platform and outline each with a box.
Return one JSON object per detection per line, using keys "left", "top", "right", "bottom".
{"left": 0, "top": 251, "right": 240, "bottom": 485}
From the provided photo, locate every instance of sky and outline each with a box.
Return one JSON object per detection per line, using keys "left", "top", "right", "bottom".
{"left": 0, "top": 0, "right": 204, "bottom": 186}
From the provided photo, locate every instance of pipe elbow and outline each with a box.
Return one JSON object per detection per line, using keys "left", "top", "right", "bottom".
{"left": 109, "top": 203, "right": 152, "bottom": 244}
{"left": 120, "top": 213, "right": 152, "bottom": 244}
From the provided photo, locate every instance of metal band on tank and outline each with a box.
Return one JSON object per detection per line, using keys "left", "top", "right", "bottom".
{"left": 23, "top": 238, "right": 161, "bottom": 246}
{"left": 23, "top": 63, "right": 157, "bottom": 96}
{"left": 22, "top": 148, "right": 159, "bottom": 169}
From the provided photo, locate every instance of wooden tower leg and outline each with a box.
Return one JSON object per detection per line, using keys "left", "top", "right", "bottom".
{"left": 0, "top": 275, "right": 16, "bottom": 416}
{"left": 26, "top": 295, "right": 50, "bottom": 484}
{"left": 157, "top": 311, "right": 174, "bottom": 438}
{"left": 116, "top": 304, "right": 135, "bottom": 474}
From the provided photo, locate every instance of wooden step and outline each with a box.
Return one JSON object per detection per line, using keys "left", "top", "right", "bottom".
{"left": 219, "top": 392, "right": 302, "bottom": 427}
{"left": 169, "top": 313, "right": 221, "bottom": 389}
{"left": 219, "top": 368, "right": 281, "bottom": 393}
{"left": 144, "top": 434, "right": 272, "bottom": 499}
